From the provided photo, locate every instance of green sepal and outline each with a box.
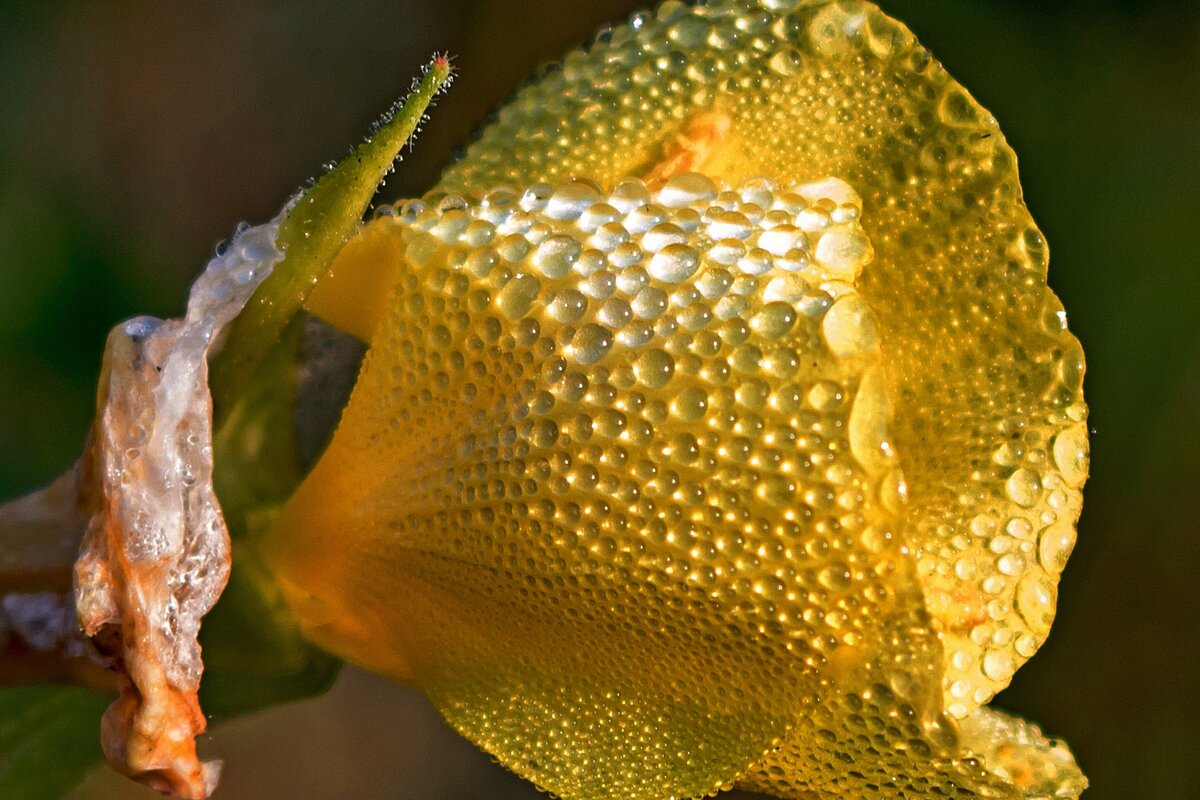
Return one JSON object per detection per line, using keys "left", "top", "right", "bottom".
{"left": 198, "top": 58, "right": 453, "bottom": 716}
{"left": 199, "top": 538, "right": 339, "bottom": 718}
{"left": 204, "top": 311, "right": 335, "bottom": 716}
{"left": 211, "top": 56, "right": 452, "bottom": 418}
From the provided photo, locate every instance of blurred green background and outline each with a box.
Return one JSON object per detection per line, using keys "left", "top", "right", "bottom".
{"left": 1, "top": 1, "right": 1196, "bottom": 798}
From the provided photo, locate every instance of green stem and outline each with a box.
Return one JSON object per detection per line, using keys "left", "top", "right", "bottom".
{"left": 210, "top": 56, "right": 452, "bottom": 418}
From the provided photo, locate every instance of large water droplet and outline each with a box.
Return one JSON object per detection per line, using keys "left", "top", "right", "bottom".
{"left": 548, "top": 289, "right": 588, "bottom": 323}
{"left": 750, "top": 302, "right": 798, "bottom": 339}
{"left": 534, "top": 234, "right": 583, "bottom": 278}
{"left": 1037, "top": 521, "right": 1076, "bottom": 575}
{"left": 657, "top": 173, "right": 718, "bottom": 207}
{"left": 497, "top": 274, "right": 541, "bottom": 319}
{"left": 848, "top": 367, "right": 894, "bottom": 475}
{"left": 815, "top": 226, "right": 872, "bottom": 281}
{"left": 545, "top": 180, "right": 603, "bottom": 221}
{"left": 634, "top": 349, "right": 675, "bottom": 388}
{"left": 821, "top": 294, "right": 879, "bottom": 358}
{"left": 981, "top": 649, "right": 1014, "bottom": 682}
{"left": 648, "top": 243, "right": 701, "bottom": 283}
{"left": 1052, "top": 423, "right": 1089, "bottom": 488}
{"left": 1005, "top": 468, "right": 1042, "bottom": 509}
{"left": 1016, "top": 572, "right": 1056, "bottom": 635}
{"left": 571, "top": 324, "right": 613, "bottom": 365}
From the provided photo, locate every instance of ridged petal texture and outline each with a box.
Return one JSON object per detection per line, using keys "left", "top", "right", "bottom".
{"left": 266, "top": 1, "right": 1088, "bottom": 798}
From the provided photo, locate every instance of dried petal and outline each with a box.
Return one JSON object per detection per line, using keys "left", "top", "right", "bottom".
{"left": 74, "top": 219, "right": 283, "bottom": 798}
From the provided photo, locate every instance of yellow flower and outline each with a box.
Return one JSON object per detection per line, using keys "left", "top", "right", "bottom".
{"left": 259, "top": 1, "right": 1088, "bottom": 799}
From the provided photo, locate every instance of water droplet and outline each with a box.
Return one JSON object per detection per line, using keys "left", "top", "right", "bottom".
{"left": 631, "top": 286, "right": 668, "bottom": 319}
{"left": 749, "top": 301, "right": 798, "bottom": 339}
{"left": 520, "top": 183, "right": 553, "bottom": 212}
{"left": 796, "top": 178, "right": 861, "bottom": 209}
{"left": 996, "top": 553, "right": 1026, "bottom": 577}
{"left": 642, "top": 223, "right": 688, "bottom": 253}
{"left": 657, "top": 173, "right": 718, "bottom": 207}
{"left": 667, "top": 15, "right": 712, "bottom": 48}
{"left": 671, "top": 386, "right": 708, "bottom": 421}
{"left": 1052, "top": 423, "right": 1089, "bottom": 488}
{"left": 1037, "top": 521, "right": 1076, "bottom": 575}
{"left": 648, "top": 244, "right": 701, "bottom": 283}
{"left": 1058, "top": 337, "right": 1086, "bottom": 392}
{"left": 608, "top": 179, "right": 650, "bottom": 214}
{"left": 634, "top": 349, "right": 675, "bottom": 389}
{"left": 571, "top": 324, "right": 613, "bottom": 365}
{"left": 706, "top": 211, "right": 754, "bottom": 241}
{"left": 806, "top": 381, "right": 843, "bottom": 411}
{"left": 497, "top": 233, "right": 531, "bottom": 263}
{"left": 545, "top": 180, "right": 602, "bottom": 220}
{"left": 848, "top": 367, "right": 894, "bottom": 475}
{"left": 768, "top": 48, "right": 804, "bottom": 76}
{"left": 1015, "top": 633, "right": 1039, "bottom": 658}
{"left": 819, "top": 564, "right": 852, "bottom": 591}
{"left": 534, "top": 234, "right": 583, "bottom": 278}
{"left": 815, "top": 226, "right": 872, "bottom": 281}
{"left": 1016, "top": 572, "right": 1056, "bottom": 634}
{"left": 1005, "top": 468, "right": 1042, "bottom": 509}
{"left": 879, "top": 468, "right": 908, "bottom": 514}
{"left": 756, "top": 225, "right": 805, "bottom": 257}
{"left": 548, "top": 289, "right": 588, "bottom": 323}
{"left": 822, "top": 294, "right": 879, "bottom": 358}
{"left": 598, "top": 298, "right": 632, "bottom": 329}
{"left": 497, "top": 274, "right": 541, "bottom": 319}
{"left": 531, "top": 419, "right": 559, "bottom": 448}
{"left": 981, "top": 649, "right": 1014, "bottom": 681}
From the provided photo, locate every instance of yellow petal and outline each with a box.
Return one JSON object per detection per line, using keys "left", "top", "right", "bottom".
{"left": 269, "top": 174, "right": 925, "bottom": 799}
{"left": 441, "top": 0, "right": 1088, "bottom": 718}
{"left": 271, "top": 1, "right": 1087, "bottom": 798}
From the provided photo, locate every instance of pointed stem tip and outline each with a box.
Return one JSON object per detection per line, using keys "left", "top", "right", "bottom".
{"left": 211, "top": 55, "right": 453, "bottom": 414}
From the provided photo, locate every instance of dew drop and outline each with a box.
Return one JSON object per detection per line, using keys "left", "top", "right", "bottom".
{"left": 608, "top": 179, "right": 651, "bottom": 214}
{"left": 642, "top": 223, "right": 688, "bottom": 253}
{"left": 749, "top": 302, "right": 798, "bottom": 339}
{"left": 648, "top": 243, "right": 701, "bottom": 283}
{"left": 634, "top": 349, "right": 675, "bottom": 389}
{"left": 520, "top": 183, "right": 553, "bottom": 212}
{"left": 1016, "top": 572, "right": 1056, "bottom": 635}
{"left": 497, "top": 274, "right": 541, "bottom": 319}
{"left": 1037, "top": 521, "right": 1077, "bottom": 575}
{"left": 671, "top": 386, "right": 708, "bottom": 421}
{"left": 981, "top": 649, "right": 1014, "bottom": 682}
{"left": 768, "top": 48, "right": 804, "bottom": 76}
{"left": 571, "top": 324, "right": 613, "bottom": 365}
{"left": 762, "top": 274, "right": 809, "bottom": 304}
{"left": 822, "top": 294, "right": 879, "bottom": 359}
{"left": 598, "top": 298, "right": 633, "bottom": 329}
{"left": 797, "top": 178, "right": 862, "bottom": 209}
{"left": 548, "top": 289, "right": 588, "bottom": 323}
{"left": 1052, "top": 423, "right": 1089, "bottom": 488}
{"left": 815, "top": 227, "right": 872, "bottom": 281}
{"left": 658, "top": 173, "right": 718, "bottom": 207}
{"left": 545, "top": 180, "right": 603, "bottom": 221}
{"left": 666, "top": 15, "right": 712, "bottom": 48}
{"left": 1005, "top": 468, "right": 1042, "bottom": 509}
{"left": 534, "top": 234, "right": 583, "bottom": 278}
{"left": 848, "top": 367, "right": 894, "bottom": 475}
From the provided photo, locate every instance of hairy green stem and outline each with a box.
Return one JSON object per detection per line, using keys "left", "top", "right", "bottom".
{"left": 211, "top": 56, "right": 452, "bottom": 419}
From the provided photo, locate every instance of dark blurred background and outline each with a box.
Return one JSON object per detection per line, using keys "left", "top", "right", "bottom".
{"left": 0, "top": 1, "right": 1196, "bottom": 798}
